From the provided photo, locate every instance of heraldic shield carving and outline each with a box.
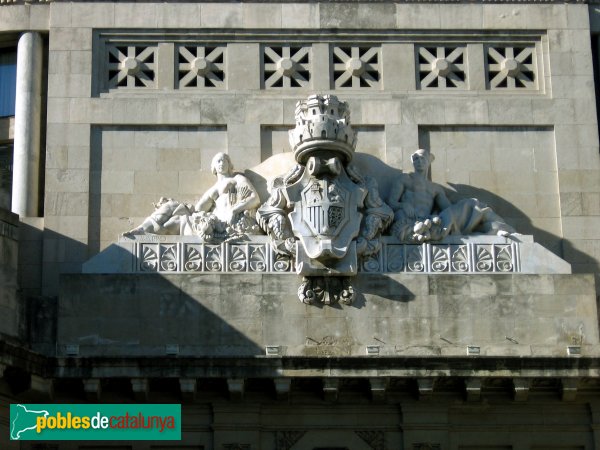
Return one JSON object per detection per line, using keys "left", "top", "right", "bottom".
{"left": 258, "top": 94, "right": 389, "bottom": 305}
{"left": 287, "top": 161, "right": 365, "bottom": 267}
{"left": 302, "top": 178, "right": 347, "bottom": 238}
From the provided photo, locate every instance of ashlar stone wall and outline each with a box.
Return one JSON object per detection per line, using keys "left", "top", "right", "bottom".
{"left": 0, "top": 2, "right": 598, "bottom": 298}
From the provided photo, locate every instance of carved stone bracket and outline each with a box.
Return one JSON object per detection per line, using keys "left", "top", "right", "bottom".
{"left": 29, "top": 375, "right": 54, "bottom": 400}
{"left": 83, "top": 378, "right": 102, "bottom": 402}
{"left": 464, "top": 377, "right": 482, "bottom": 402}
{"left": 131, "top": 378, "right": 149, "bottom": 402}
{"left": 274, "top": 378, "right": 292, "bottom": 401}
{"left": 369, "top": 377, "right": 388, "bottom": 402}
{"left": 417, "top": 378, "right": 435, "bottom": 399}
{"left": 227, "top": 378, "right": 245, "bottom": 401}
{"left": 561, "top": 378, "right": 579, "bottom": 401}
{"left": 513, "top": 377, "right": 531, "bottom": 402}
{"left": 297, "top": 276, "right": 354, "bottom": 305}
{"left": 179, "top": 378, "right": 197, "bottom": 401}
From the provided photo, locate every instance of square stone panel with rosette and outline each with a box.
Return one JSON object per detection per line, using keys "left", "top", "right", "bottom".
{"left": 107, "top": 44, "right": 156, "bottom": 89}
{"left": 417, "top": 45, "right": 466, "bottom": 89}
{"left": 486, "top": 44, "right": 537, "bottom": 89}
{"left": 263, "top": 45, "right": 311, "bottom": 88}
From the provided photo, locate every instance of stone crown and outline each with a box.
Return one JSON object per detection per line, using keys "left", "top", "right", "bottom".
{"left": 289, "top": 94, "right": 357, "bottom": 164}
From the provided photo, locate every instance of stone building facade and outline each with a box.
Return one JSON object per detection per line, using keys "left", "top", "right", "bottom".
{"left": 1, "top": 1, "right": 600, "bottom": 449}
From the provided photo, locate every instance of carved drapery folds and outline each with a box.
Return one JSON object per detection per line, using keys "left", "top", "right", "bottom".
{"left": 124, "top": 152, "right": 261, "bottom": 242}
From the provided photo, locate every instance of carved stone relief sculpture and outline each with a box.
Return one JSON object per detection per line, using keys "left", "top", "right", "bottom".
{"left": 111, "top": 94, "right": 538, "bottom": 305}
{"left": 124, "top": 152, "right": 261, "bottom": 242}
{"left": 388, "top": 148, "right": 515, "bottom": 243}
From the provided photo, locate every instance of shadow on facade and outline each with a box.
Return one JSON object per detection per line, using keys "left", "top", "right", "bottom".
{"left": 448, "top": 182, "right": 596, "bottom": 270}
{"left": 16, "top": 234, "right": 263, "bottom": 360}
{"left": 356, "top": 274, "right": 417, "bottom": 306}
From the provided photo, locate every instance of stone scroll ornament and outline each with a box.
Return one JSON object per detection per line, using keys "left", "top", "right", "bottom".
{"left": 257, "top": 95, "right": 394, "bottom": 305}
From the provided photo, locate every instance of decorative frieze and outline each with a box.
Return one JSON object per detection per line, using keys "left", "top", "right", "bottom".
{"left": 98, "top": 34, "right": 543, "bottom": 93}
{"left": 129, "top": 237, "right": 520, "bottom": 274}
{"left": 136, "top": 239, "right": 294, "bottom": 274}
{"left": 361, "top": 241, "right": 520, "bottom": 274}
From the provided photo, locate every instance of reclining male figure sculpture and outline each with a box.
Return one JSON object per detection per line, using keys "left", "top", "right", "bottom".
{"left": 388, "top": 148, "right": 515, "bottom": 242}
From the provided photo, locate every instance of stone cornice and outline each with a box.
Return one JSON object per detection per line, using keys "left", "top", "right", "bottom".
{"left": 53, "top": 355, "right": 600, "bottom": 378}
{"left": 3, "top": 339, "right": 600, "bottom": 401}
{"left": 3, "top": 338, "right": 600, "bottom": 379}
